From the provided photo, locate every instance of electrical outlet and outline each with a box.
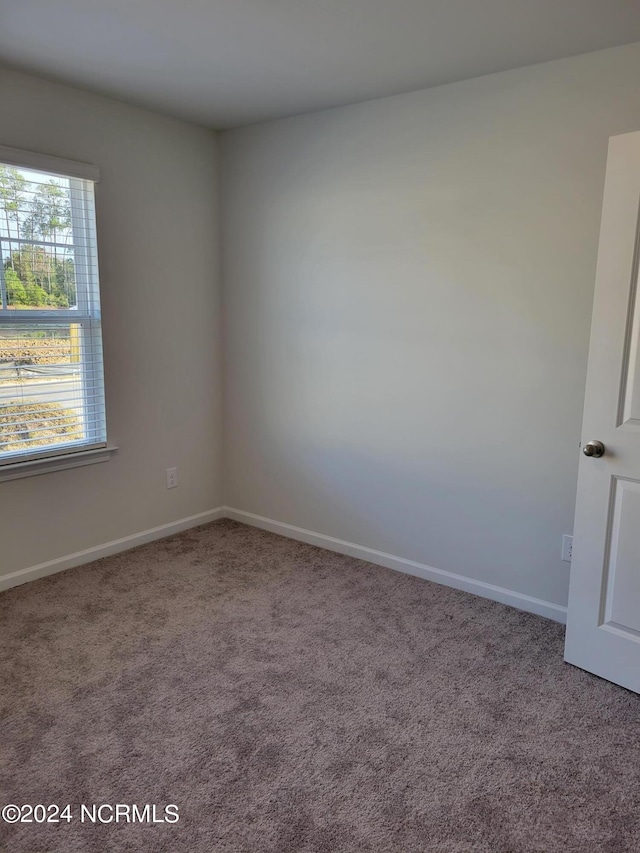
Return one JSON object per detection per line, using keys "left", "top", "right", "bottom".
{"left": 166, "top": 467, "right": 178, "bottom": 489}
{"left": 561, "top": 534, "right": 573, "bottom": 563}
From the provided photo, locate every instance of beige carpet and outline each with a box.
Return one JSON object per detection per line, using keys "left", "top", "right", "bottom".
{"left": 1, "top": 519, "right": 639, "bottom": 853}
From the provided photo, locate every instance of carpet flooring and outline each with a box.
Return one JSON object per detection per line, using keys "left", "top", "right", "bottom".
{"left": 1, "top": 519, "right": 639, "bottom": 853}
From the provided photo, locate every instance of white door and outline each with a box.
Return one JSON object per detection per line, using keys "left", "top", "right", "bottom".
{"left": 565, "top": 130, "right": 640, "bottom": 693}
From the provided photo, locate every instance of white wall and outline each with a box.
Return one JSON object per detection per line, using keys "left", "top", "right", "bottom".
{"left": 221, "top": 42, "right": 640, "bottom": 608}
{"left": 0, "top": 68, "right": 223, "bottom": 579}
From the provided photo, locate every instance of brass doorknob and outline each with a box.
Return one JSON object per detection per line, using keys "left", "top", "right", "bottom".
{"left": 583, "top": 440, "right": 605, "bottom": 458}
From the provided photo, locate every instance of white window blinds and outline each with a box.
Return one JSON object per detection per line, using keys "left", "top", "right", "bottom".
{"left": 0, "top": 148, "right": 106, "bottom": 466}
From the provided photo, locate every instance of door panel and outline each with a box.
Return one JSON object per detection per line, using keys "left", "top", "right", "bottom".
{"left": 621, "top": 253, "right": 640, "bottom": 426}
{"left": 602, "top": 477, "right": 640, "bottom": 636}
{"left": 565, "top": 131, "right": 640, "bottom": 693}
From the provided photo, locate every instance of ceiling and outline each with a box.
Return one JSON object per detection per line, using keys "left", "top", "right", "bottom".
{"left": 2, "top": 0, "right": 640, "bottom": 130}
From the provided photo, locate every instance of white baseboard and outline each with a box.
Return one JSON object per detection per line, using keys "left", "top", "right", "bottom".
{"left": 1, "top": 504, "right": 568, "bottom": 625}
{"left": 0, "top": 507, "right": 225, "bottom": 592}
{"left": 224, "top": 507, "right": 568, "bottom": 624}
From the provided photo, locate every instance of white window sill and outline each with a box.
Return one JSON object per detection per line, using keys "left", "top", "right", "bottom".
{"left": 0, "top": 446, "right": 118, "bottom": 483}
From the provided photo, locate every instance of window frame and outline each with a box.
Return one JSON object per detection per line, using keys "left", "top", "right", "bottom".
{"left": 0, "top": 145, "right": 116, "bottom": 480}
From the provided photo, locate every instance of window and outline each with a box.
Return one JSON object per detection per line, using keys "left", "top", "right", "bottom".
{"left": 0, "top": 147, "right": 107, "bottom": 472}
